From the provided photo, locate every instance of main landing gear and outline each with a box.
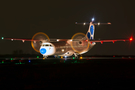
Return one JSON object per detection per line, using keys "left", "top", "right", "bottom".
{"left": 73, "top": 53, "right": 79, "bottom": 58}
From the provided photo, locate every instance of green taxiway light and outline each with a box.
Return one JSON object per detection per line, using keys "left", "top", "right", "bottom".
{"left": 2, "top": 61, "right": 4, "bottom": 63}
{"left": 1, "top": 37, "right": 4, "bottom": 40}
{"left": 73, "top": 57, "right": 75, "bottom": 59}
{"left": 37, "top": 56, "right": 39, "bottom": 58}
{"left": 74, "top": 60, "right": 77, "bottom": 63}
{"left": 11, "top": 58, "right": 13, "bottom": 60}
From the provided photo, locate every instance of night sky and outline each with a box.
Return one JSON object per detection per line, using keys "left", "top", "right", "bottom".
{"left": 0, "top": 0, "right": 135, "bottom": 55}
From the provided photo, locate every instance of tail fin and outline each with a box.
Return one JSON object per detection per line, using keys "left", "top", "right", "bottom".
{"left": 86, "top": 22, "right": 111, "bottom": 40}
{"left": 75, "top": 20, "right": 111, "bottom": 40}
{"left": 86, "top": 22, "right": 95, "bottom": 40}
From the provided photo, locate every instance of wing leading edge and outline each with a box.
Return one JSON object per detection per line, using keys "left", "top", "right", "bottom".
{"left": 89, "top": 37, "right": 133, "bottom": 44}
{"left": 2, "top": 37, "right": 133, "bottom": 43}
{"left": 2, "top": 37, "right": 70, "bottom": 42}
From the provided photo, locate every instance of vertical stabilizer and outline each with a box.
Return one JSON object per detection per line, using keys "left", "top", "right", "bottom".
{"left": 86, "top": 22, "right": 95, "bottom": 40}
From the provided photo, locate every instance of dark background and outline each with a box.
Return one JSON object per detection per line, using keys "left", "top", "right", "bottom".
{"left": 0, "top": 0, "right": 135, "bottom": 55}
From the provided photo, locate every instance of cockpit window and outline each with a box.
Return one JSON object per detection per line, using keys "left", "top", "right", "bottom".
{"left": 45, "top": 44, "right": 49, "bottom": 46}
{"left": 42, "top": 44, "right": 52, "bottom": 47}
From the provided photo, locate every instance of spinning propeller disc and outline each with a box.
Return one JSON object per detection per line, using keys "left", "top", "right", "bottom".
{"left": 31, "top": 32, "right": 50, "bottom": 52}
{"left": 71, "top": 33, "right": 89, "bottom": 54}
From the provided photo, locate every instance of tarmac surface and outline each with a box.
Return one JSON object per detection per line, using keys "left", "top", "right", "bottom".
{"left": 0, "top": 56, "right": 135, "bottom": 89}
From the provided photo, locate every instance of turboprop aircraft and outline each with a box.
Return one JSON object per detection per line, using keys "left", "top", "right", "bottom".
{"left": 1, "top": 18, "right": 133, "bottom": 58}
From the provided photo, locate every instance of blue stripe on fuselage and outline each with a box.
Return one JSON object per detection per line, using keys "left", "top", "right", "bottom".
{"left": 87, "top": 32, "right": 90, "bottom": 39}
{"left": 90, "top": 25, "right": 94, "bottom": 35}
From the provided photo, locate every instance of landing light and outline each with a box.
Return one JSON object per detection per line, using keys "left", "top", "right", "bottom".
{"left": 57, "top": 39, "right": 59, "bottom": 42}
{"left": 62, "top": 49, "right": 64, "bottom": 52}
{"left": 22, "top": 40, "right": 25, "bottom": 42}
{"left": 108, "top": 22, "right": 111, "bottom": 24}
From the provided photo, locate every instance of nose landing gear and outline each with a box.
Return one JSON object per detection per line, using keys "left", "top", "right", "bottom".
{"left": 73, "top": 53, "right": 79, "bottom": 58}
{"left": 43, "top": 55, "right": 48, "bottom": 59}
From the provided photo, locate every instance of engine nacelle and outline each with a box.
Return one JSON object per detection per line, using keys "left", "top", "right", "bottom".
{"left": 39, "top": 43, "right": 56, "bottom": 56}
{"left": 71, "top": 33, "right": 89, "bottom": 54}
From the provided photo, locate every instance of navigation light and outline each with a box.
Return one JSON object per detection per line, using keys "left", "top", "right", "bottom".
{"left": 92, "top": 18, "right": 94, "bottom": 22}
{"left": 1, "top": 37, "right": 4, "bottom": 40}
{"left": 130, "top": 37, "right": 133, "bottom": 41}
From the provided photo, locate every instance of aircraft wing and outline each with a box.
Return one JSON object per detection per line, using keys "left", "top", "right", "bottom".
{"left": 89, "top": 38, "right": 133, "bottom": 44}
{"left": 2, "top": 38, "right": 37, "bottom": 42}
{"left": 2, "top": 37, "right": 133, "bottom": 43}
{"left": 2, "top": 37, "right": 70, "bottom": 42}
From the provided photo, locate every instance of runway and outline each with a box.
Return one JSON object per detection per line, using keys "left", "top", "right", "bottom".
{"left": 0, "top": 56, "right": 135, "bottom": 65}
{"left": 1, "top": 56, "right": 135, "bottom": 89}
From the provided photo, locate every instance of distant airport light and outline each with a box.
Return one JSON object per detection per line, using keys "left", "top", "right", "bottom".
{"left": 98, "top": 22, "right": 100, "bottom": 25}
{"left": 130, "top": 37, "right": 133, "bottom": 41}
{"left": 80, "top": 57, "right": 83, "bottom": 59}
{"left": 11, "top": 39, "right": 13, "bottom": 41}
{"left": 2, "top": 60, "right": 4, "bottom": 63}
{"left": 73, "top": 57, "right": 75, "bottom": 59}
{"left": 83, "top": 23, "right": 86, "bottom": 25}
{"left": 1, "top": 37, "right": 4, "bottom": 40}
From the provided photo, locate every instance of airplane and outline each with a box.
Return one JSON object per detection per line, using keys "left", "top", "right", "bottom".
{"left": 1, "top": 18, "right": 133, "bottom": 59}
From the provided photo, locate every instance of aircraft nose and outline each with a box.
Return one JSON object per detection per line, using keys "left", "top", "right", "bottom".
{"left": 40, "top": 48, "right": 46, "bottom": 54}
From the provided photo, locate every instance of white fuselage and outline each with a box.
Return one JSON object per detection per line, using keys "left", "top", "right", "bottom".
{"left": 39, "top": 41, "right": 96, "bottom": 57}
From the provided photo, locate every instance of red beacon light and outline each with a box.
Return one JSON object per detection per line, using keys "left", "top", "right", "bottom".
{"left": 130, "top": 37, "right": 133, "bottom": 41}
